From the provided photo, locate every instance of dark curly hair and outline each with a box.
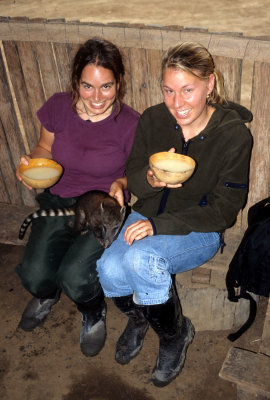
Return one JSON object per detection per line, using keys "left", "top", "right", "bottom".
{"left": 71, "top": 37, "right": 126, "bottom": 116}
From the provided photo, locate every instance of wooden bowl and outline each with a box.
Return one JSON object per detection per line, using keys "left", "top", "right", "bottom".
{"left": 18, "top": 158, "right": 63, "bottom": 189}
{"left": 149, "top": 152, "right": 196, "bottom": 184}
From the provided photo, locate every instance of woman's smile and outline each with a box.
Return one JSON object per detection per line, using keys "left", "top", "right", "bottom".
{"left": 163, "top": 67, "right": 215, "bottom": 138}
{"left": 79, "top": 64, "right": 118, "bottom": 121}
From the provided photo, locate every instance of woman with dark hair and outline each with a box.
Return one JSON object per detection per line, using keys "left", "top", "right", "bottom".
{"left": 15, "top": 38, "right": 140, "bottom": 357}
{"left": 97, "top": 41, "right": 253, "bottom": 387}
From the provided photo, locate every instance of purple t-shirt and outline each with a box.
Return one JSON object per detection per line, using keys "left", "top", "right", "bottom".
{"left": 37, "top": 92, "right": 140, "bottom": 198}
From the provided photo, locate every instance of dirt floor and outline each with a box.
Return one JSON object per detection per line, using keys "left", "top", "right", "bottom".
{"left": 0, "top": 1, "right": 269, "bottom": 399}
{"left": 0, "top": 243, "right": 268, "bottom": 400}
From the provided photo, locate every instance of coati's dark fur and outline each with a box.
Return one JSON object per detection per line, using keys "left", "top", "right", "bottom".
{"left": 19, "top": 190, "right": 126, "bottom": 248}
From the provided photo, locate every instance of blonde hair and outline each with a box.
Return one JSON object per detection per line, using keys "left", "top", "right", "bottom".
{"left": 162, "top": 42, "right": 227, "bottom": 104}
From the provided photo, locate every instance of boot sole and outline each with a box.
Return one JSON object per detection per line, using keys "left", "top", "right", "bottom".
{"left": 152, "top": 318, "right": 195, "bottom": 387}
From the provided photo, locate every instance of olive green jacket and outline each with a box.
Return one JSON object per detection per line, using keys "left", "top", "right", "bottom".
{"left": 126, "top": 102, "right": 253, "bottom": 235}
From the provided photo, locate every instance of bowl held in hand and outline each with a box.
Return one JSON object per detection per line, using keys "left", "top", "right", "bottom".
{"left": 149, "top": 152, "right": 196, "bottom": 184}
{"left": 19, "top": 158, "right": 63, "bottom": 189}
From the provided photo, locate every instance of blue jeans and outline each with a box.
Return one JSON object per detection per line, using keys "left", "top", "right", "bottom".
{"left": 97, "top": 211, "right": 220, "bottom": 305}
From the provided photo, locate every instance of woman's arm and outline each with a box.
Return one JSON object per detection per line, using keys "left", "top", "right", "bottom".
{"left": 29, "top": 125, "right": 54, "bottom": 159}
{"left": 16, "top": 125, "right": 55, "bottom": 189}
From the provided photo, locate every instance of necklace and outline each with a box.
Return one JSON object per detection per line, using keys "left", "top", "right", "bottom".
{"left": 82, "top": 101, "right": 92, "bottom": 121}
{"left": 79, "top": 99, "right": 115, "bottom": 122}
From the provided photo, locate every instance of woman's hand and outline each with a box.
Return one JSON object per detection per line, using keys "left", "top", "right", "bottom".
{"left": 16, "top": 125, "right": 55, "bottom": 191}
{"left": 109, "top": 177, "right": 127, "bottom": 207}
{"left": 147, "top": 148, "right": 182, "bottom": 189}
{"left": 16, "top": 155, "right": 33, "bottom": 190}
{"left": 124, "top": 219, "right": 153, "bottom": 245}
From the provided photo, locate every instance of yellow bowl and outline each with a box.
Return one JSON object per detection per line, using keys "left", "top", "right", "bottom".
{"left": 149, "top": 152, "right": 196, "bottom": 184}
{"left": 19, "top": 158, "right": 63, "bottom": 189}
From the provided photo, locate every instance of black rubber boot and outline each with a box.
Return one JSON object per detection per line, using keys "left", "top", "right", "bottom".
{"left": 77, "top": 293, "right": 107, "bottom": 357}
{"left": 142, "top": 286, "right": 195, "bottom": 387}
{"left": 113, "top": 295, "right": 149, "bottom": 365}
{"left": 18, "top": 290, "right": 61, "bottom": 331}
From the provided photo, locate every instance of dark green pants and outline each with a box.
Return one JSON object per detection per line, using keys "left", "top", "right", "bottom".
{"left": 16, "top": 191, "right": 104, "bottom": 303}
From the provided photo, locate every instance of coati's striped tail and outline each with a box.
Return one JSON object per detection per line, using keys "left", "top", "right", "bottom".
{"left": 18, "top": 208, "right": 75, "bottom": 239}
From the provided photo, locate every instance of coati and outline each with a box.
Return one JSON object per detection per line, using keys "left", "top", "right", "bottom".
{"left": 19, "top": 190, "right": 126, "bottom": 248}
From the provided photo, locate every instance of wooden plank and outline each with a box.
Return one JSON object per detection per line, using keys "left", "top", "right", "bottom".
{"left": 34, "top": 41, "right": 61, "bottom": 100}
{"left": 0, "top": 17, "right": 12, "bottom": 40}
{"left": 120, "top": 47, "right": 133, "bottom": 109}
{"left": 0, "top": 46, "right": 24, "bottom": 202}
{"left": 67, "top": 42, "right": 80, "bottom": 62}
{"left": 53, "top": 42, "right": 73, "bottom": 92}
{"left": 46, "top": 19, "right": 66, "bottom": 43}
{"left": 129, "top": 47, "right": 151, "bottom": 114}
{"left": 0, "top": 120, "right": 13, "bottom": 203}
{"left": 65, "top": 21, "right": 80, "bottom": 44}
{"left": 16, "top": 41, "right": 46, "bottom": 140}
{"left": 124, "top": 26, "right": 142, "bottom": 49}
{"left": 78, "top": 22, "right": 104, "bottom": 43}
{"left": 0, "top": 121, "right": 21, "bottom": 204}
{"left": 213, "top": 56, "right": 244, "bottom": 232}
{"left": 161, "top": 28, "right": 182, "bottom": 51}
{"left": 209, "top": 35, "right": 249, "bottom": 59}
{"left": 260, "top": 297, "right": 270, "bottom": 356}
{"left": 180, "top": 30, "right": 211, "bottom": 48}
{"left": 140, "top": 27, "right": 163, "bottom": 50}
{"left": 103, "top": 25, "right": 126, "bottom": 48}
{"left": 28, "top": 18, "right": 47, "bottom": 42}
{"left": 8, "top": 17, "right": 30, "bottom": 41}
{"left": 0, "top": 47, "right": 35, "bottom": 206}
{"left": 245, "top": 39, "right": 270, "bottom": 63}
{"left": 2, "top": 20, "right": 270, "bottom": 62}
{"left": 214, "top": 56, "right": 242, "bottom": 103}
{"left": 219, "top": 347, "right": 270, "bottom": 396}
{"left": 245, "top": 62, "right": 270, "bottom": 215}
{"left": 3, "top": 41, "right": 39, "bottom": 148}
{"left": 146, "top": 49, "right": 163, "bottom": 106}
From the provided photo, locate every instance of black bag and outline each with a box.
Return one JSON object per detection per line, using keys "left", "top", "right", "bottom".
{"left": 226, "top": 197, "right": 270, "bottom": 341}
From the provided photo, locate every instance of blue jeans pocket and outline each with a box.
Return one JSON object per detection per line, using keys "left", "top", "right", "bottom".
{"left": 148, "top": 255, "right": 168, "bottom": 283}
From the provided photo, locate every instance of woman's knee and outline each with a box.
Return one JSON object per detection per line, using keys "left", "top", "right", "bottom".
{"left": 122, "top": 246, "right": 172, "bottom": 305}
{"left": 97, "top": 252, "right": 127, "bottom": 294}
{"left": 123, "top": 246, "right": 171, "bottom": 284}
{"left": 16, "top": 262, "right": 57, "bottom": 297}
{"left": 57, "top": 259, "right": 100, "bottom": 302}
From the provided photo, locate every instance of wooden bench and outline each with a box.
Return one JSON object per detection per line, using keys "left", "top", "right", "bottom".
{"left": 219, "top": 297, "right": 270, "bottom": 399}
{"left": 0, "top": 17, "right": 269, "bottom": 331}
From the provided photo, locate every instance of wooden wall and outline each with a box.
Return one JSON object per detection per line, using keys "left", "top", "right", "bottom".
{"left": 0, "top": 17, "right": 270, "bottom": 234}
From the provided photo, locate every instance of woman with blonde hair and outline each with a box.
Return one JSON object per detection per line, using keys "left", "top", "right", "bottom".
{"left": 97, "top": 42, "right": 253, "bottom": 387}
